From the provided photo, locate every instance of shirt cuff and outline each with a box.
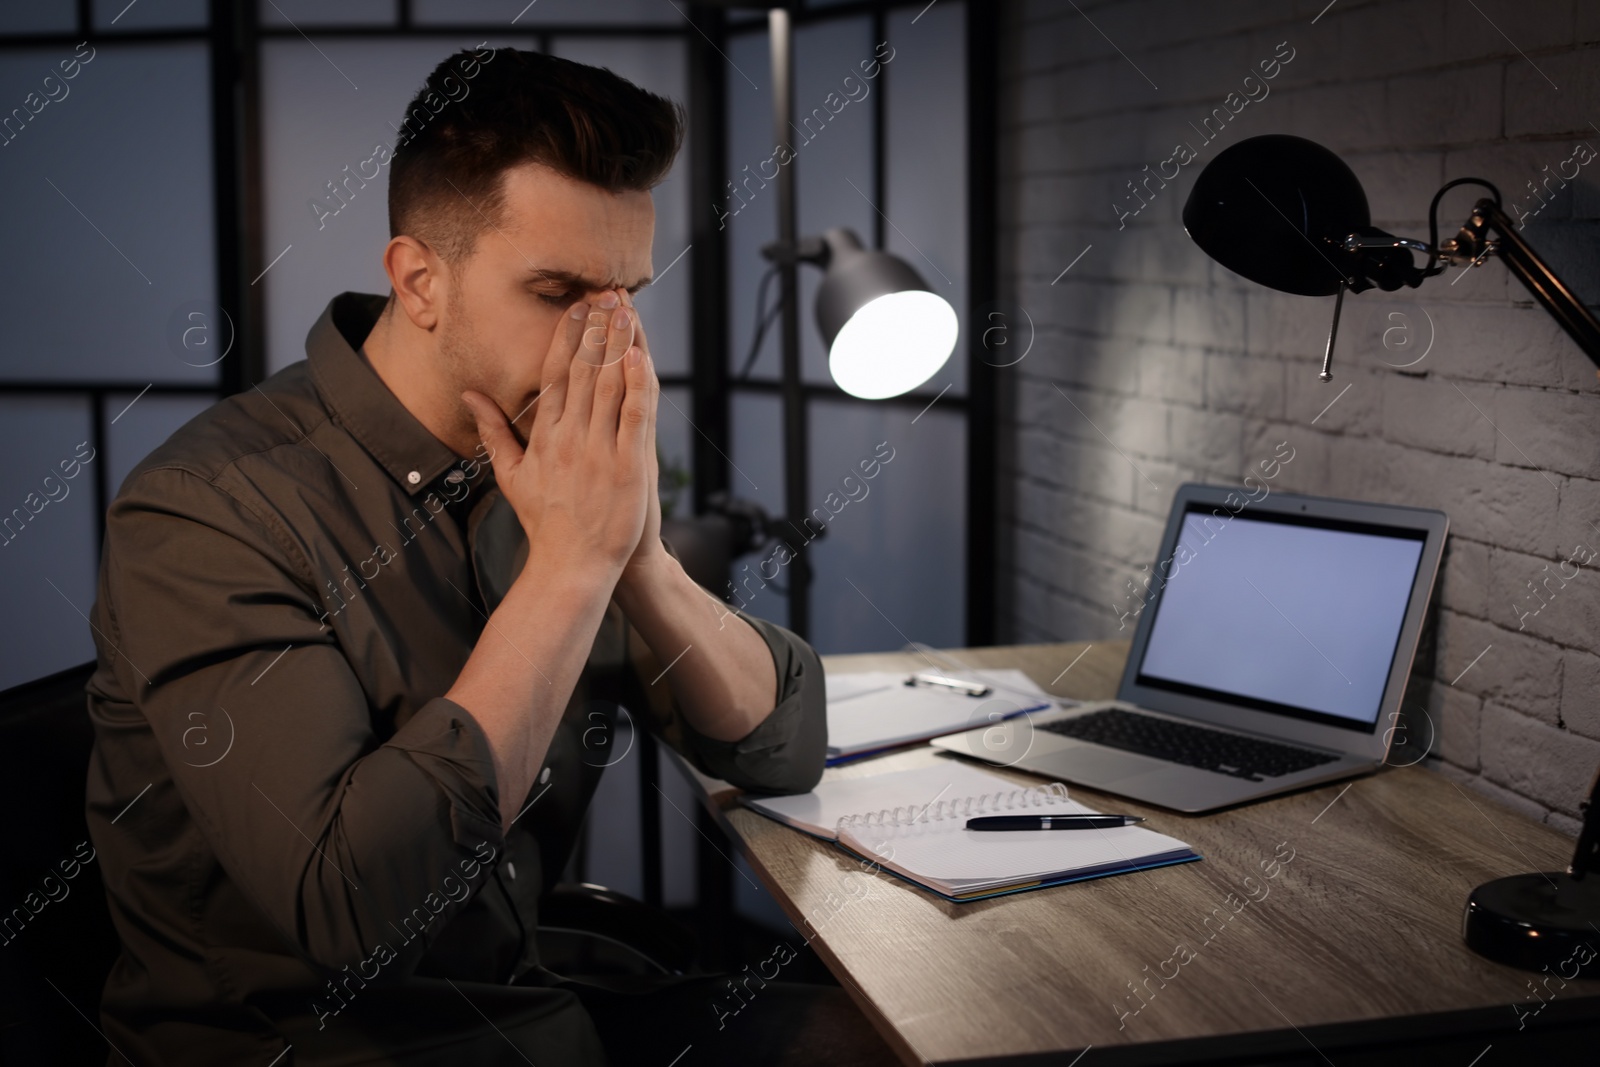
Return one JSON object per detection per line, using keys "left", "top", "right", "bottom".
{"left": 675, "top": 613, "right": 826, "bottom": 795}
{"left": 386, "top": 695, "right": 507, "bottom": 852}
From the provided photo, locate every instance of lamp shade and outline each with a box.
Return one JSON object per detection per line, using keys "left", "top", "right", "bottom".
{"left": 1181, "top": 134, "right": 1372, "bottom": 297}
{"left": 814, "top": 228, "right": 959, "bottom": 399}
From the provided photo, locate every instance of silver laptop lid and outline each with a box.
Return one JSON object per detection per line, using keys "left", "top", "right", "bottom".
{"left": 1117, "top": 483, "right": 1448, "bottom": 763}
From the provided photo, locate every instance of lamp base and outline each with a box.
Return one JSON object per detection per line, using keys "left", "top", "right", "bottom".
{"left": 1462, "top": 873, "right": 1600, "bottom": 975}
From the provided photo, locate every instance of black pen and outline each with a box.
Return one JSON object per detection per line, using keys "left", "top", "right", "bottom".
{"left": 965, "top": 814, "right": 1145, "bottom": 831}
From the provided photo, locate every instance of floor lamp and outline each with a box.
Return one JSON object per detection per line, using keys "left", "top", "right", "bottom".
{"left": 701, "top": 2, "right": 959, "bottom": 639}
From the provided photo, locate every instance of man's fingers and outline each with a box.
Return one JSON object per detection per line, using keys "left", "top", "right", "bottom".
{"left": 535, "top": 301, "right": 590, "bottom": 438}
{"left": 645, "top": 348, "right": 659, "bottom": 454}
{"left": 461, "top": 390, "right": 524, "bottom": 478}
{"left": 629, "top": 309, "right": 651, "bottom": 370}
{"left": 625, "top": 300, "right": 658, "bottom": 445}
{"left": 590, "top": 339, "right": 631, "bottom": 451}
{"left": 565, "top": 298, "right": 616, "bottom": 423}
{"left": 617, "top": 345, "right": 653, "bottom": 458}
{"left": 592, "top": 291, "right": 636, "bottom": 368}
{"left": 617, "top": 294, "right": 659, "bottom": 458}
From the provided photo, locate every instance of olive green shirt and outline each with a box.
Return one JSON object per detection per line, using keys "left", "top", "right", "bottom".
{"left": 83, "top": 292, "right": 826, "bottom": 1066}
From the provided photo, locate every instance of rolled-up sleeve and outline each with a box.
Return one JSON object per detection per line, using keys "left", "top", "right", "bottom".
{"left": 99, "top": 466, "right": 505, "bottom": 977}
{"left": 604, "top": 584, "right": 826, "bottom": 796}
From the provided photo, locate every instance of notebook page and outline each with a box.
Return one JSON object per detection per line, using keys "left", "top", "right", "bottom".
{"left": 837, "top": 798, "right": 1195, "bottom": 894}
{"left": 824, "top": 671, "right": 904, "bottom": 703}
{"left": 741, "top": 761, "right": 1039, "bottom": 840}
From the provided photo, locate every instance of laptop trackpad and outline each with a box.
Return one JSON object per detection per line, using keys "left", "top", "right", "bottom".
{"left": 1042, "top": 744, "right": 1168, "bottom": 786}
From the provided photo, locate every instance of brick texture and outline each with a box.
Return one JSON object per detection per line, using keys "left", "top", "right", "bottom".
{"left": 998, "top": 0, "right": 1600, "bottom": 833}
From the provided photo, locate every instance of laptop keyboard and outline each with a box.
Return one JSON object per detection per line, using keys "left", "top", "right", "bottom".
{"left": 1038, "top": 707, "right": 1340, "bottom": 781}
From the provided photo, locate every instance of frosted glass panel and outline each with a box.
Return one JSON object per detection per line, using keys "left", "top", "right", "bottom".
{"left": 0, "top": 397, "right": 98, "bottom": 691}
{"left": 656, "top": 385, "right": 693, "bottom": 520}
{"left": 0, "top": 0, "right": 75, "bottom": 33}
{"left": 724, "top": 29, "right": 780, "bottom": 382}
{"left": 805, "top": 398, "right": 965, "bottom": 655}
{"left": 93, "top": 0, "right": 206, "bottom": 31}
{"left": 583, "top": 720, "right": 643, "bottom": 897}
{"left": 0, "top": 44, "right": 216, "bottom": 385}
{"left": 104, "top": 392, "right": 215, "bottom": 501}
{"left": 259, "top": 0, "right": 397, "bottom": 27}
{"left": 584, "top": 743, "right": 698, "bottom": 907}
{"left": 795, "top": 16, "right": 876, "bottom": 387}
{"left": 728, "top": 390, "right": 788, "bottom": 630}
{"left": 657, "top": 749, "right": 695, "bottom": 908}
{"left": 887, "top": 2, "right": 967, "bottom": 396}
{"left": 258, "top": 36, "right": 536, "bottom": 376}
{"left": 551, "top": 36, "right": 691, "bottom": 378}
{"left": 414, "top": 0, "right": 676, "bottom": 25}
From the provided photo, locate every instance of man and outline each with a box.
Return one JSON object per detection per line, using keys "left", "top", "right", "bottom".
{"left": 84, "top": 47, "right": 892, "bottom": 1065}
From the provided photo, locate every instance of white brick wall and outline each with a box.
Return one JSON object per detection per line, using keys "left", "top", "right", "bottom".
{"left": 998, "top": 0, "right": 1600, "bottom": 834}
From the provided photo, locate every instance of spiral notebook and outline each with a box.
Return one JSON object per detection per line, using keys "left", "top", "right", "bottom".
{"left": 742, "top": 762, "right": 1200, "bottom": 902}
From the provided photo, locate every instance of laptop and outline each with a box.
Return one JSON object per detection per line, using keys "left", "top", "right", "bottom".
{"left": 933, "top": 484, "right": 1448, "bottom": 813}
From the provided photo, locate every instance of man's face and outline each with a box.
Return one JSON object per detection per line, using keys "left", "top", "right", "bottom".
{"left": 437, "top": 161, "right": 656, "bottom": 443}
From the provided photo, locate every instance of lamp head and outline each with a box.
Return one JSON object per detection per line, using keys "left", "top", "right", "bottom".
{"left": 812, "top": 228, "right": 959, "bottom": 399}
{"left": 1182, "top": 134, "right": 1420, "bottom": 296}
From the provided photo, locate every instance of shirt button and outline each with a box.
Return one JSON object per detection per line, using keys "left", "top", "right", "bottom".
{"left": 506, "top": 861, "right": 517, "bottom": 881}
{"left": 406, "top": 470, "right": 420, "bottom": 485}
{"left": 446, "top": 470, "right": 465, "bottom": 484}
{"left": 539, "top": 767, "right": 551, "bottom": 784}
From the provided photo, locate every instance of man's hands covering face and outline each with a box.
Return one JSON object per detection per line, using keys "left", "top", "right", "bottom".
{"left": 462, "top": 288, "right": 661, "bottom": 581}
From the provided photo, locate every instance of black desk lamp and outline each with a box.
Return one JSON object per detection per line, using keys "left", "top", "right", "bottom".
{"left": 1181, "top": 133, "right": 1600, "bottom": 976}
{"left": 1180, "top": 133, "right": 1600, "bottom": 382}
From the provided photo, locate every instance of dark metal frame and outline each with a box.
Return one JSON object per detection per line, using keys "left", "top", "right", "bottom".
{"left": 965, "top": 0, "right": 999, "bottom": 646}
{"left": 769, "top": 7, "right": 811, "bottom": 637}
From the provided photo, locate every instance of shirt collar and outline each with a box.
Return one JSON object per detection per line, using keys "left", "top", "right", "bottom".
{"left": 306, "top": 291, "right": 485, "bottom": 499}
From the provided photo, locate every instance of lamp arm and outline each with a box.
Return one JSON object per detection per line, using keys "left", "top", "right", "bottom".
{"left": 759, "top": 235, "right": 828, "bottom": 268}
{"left": 1462, "top": 199, "right": 1600, "bottom": 372}
{"left": 1427, "top": 177, "right": 1502, "bottom": 276}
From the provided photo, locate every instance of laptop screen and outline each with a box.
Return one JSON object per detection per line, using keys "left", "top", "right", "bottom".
{"left": 1134, "top": 507, "right": 1427, "bottom": 731}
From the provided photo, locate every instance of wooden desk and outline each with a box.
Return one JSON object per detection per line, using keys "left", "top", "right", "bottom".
{"left": 673, "top": 641, "right": 1600, "bottom": 1065}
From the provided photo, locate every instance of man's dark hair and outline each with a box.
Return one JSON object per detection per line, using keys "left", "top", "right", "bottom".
{"left": 387, "top": 47, "right": 685, "bottom": 266}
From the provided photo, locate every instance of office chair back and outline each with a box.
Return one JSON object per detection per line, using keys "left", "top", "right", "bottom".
{"left": 0, "top": 661, "right": 119, "bottom": 1066}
